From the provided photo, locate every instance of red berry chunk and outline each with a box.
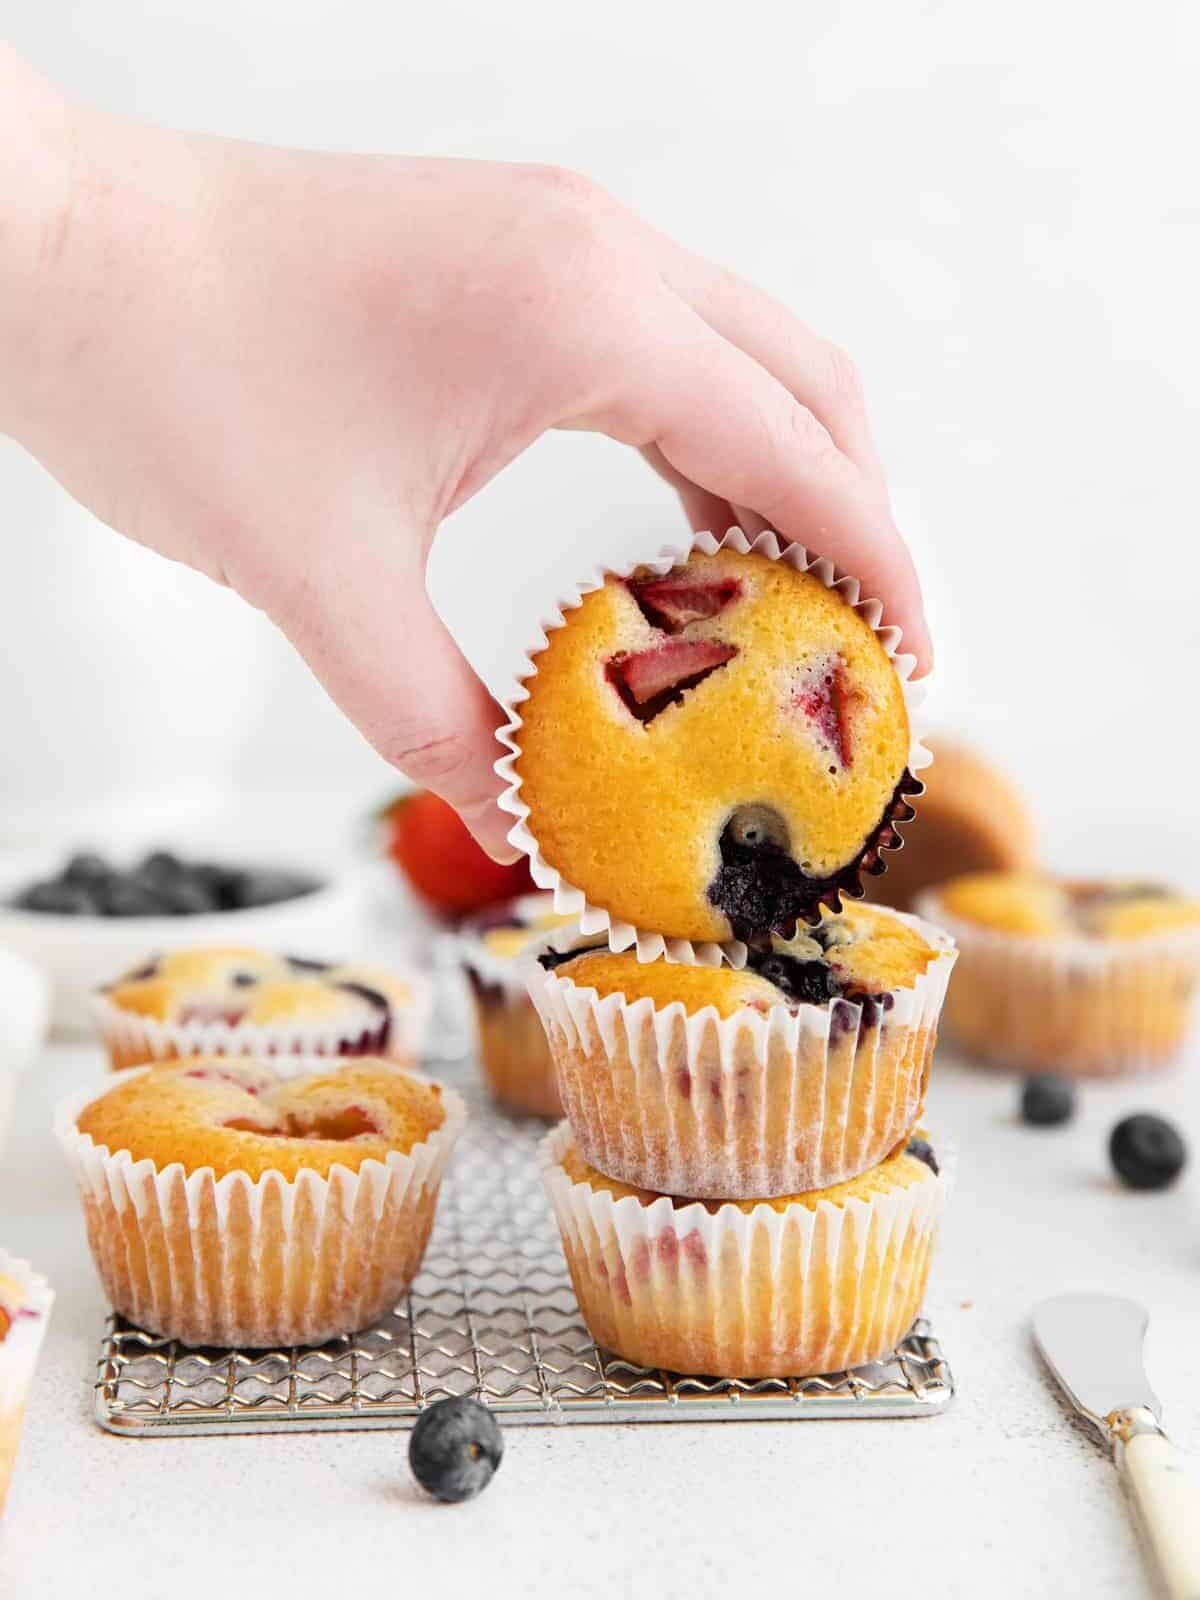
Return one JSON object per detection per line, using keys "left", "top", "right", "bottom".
{"left": 610, "top": 639, "right": 738, "bottom": 713}
{"left": 628, "top": 574, "right": 741, "bottom": 632}
{"left": 794, "top": 657, "right": 863, "bottom": 768}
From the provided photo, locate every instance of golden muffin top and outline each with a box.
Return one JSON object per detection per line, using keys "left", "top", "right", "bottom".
{"left": 543, "top": 902, "right": 942, "bottom": 1017}
{"left": 934, "top": 873, "right": 1200, "bottom": 941}
{"left": 468, "top": 895, "right": 578, "bottom": 962}
{"left": 75, "top": 1058, "right": 448, "bottom": 1180}
{"left": 870, "top": 737, "right": 1037, "bottom": 911}
{"left": 557, "top": 1130, "right": 939, "bottom": 1212}
{"left": 514, "top": 546, "right": 915, "bottom": 944}
{"left": 101, "top": 946, "right": 410, "bottom": 1036}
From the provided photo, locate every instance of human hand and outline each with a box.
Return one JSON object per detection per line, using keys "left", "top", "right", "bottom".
{"left": 1, "top": 50, "right": 929, "bottom": 859}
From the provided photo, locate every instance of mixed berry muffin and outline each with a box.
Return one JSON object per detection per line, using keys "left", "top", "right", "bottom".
{"left": 0, "top": 1253, "right": 53, "bottom": 1516}
{"left": 458, "top": 895, "right": 577, "bottom": 1118}
{"left": 57, "top": 1058, "right": 465, "bottom": 1346}
{"left": 502, "top": 532, "right": 923, "bottom": 951}
{"left": 527, "top": 903, "right": 955, "bottom": 1197}
{"left": 920, "top": 873, "right": 1200, "bottom": 1075}
{"left": 93, "top": 946, "right": 428, "bottom": 1070}
{"left": 540, "top": 1123, "right": 946, "bottom": 1377}
{"left": 870, "top": 738, "right": 1037, "bottom": 911}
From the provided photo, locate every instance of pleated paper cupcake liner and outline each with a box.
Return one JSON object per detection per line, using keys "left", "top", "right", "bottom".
{"left": 55, "top": 1064, "right": 466, "bottom": 1347}
{"left": 468, "top": 986, "right": 562, "bottom": 1119}
{"left": 526, "top": 911, "right": 956, "bottom": 1198}
{"left": 495, "top": 525, "right": 931, "bottom": 965}
{"left": 0, "top": 1252, "right": 53, "bottom": 1517}
{"left": 539, "top": 1122, "right": 947, "bottom": 1378}
{"left": 91, "top": 975, "right": 433, "bottom": 1074}
{"left": 917, "top": 891, "right": 1200, "bottom": 1077}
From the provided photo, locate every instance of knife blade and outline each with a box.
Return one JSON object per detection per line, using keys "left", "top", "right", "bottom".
{"left": 1033, "top": 1293, "right": 1200, "bottom": 1600}
{"left": 1033, "top": 1292, "right": 1159, "bottom": 1433}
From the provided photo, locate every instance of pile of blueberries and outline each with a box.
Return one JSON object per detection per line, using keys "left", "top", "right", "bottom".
{"left": 10, "top": 851, "right": 322, "bottom": 919}
{"left": 1020, "top": 1074, "right": 1187, "bottom": 1191}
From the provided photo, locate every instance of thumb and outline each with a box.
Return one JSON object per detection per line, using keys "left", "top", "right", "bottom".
{"left": 260, "top": 534, "right": 517, "bottom": 862}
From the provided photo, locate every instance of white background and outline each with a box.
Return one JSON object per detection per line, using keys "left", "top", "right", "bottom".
{"left": 3, "top": 0, "right": 1198, "bottom": 873}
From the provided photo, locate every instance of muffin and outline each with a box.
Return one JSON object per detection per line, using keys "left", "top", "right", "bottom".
{"left": 540, "top": 1123, "right": 946, "bottom": 1377}
{"left": 93, "top": 946, "right": 429, "bottom": 1070}
{"left": 920, "top": 873, "right": 1200, "bottom": 1075}
{"left": 528, "top": 903, "right": 956, "bottom": 1197}
{"left": 57, "top": 1057, "right": 465, "bottom": 1346}
{"left": 458, "top": 895, "right": 578, "bottom": 1117}
{"left": 0, "top": 1253, "right": 53, "bottom": 1516}
{"left": 869, "top": 738, "right": 1037, "bottom": 911}
{"left": 498, "top": 529, "right": 925, "bottom": 953}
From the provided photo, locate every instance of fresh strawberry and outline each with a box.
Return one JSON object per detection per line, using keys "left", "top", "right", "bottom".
{"left": 607, "top": 638, "right": 737, "bottom": 720}
{"left": 794, "top": 657, "right": 864, "bottom": 768}
{"left": 629, "top": 574, "right": 741, "bottom": 632}
{"left": 381, "top": 790, "right": 533, "bottom": 917}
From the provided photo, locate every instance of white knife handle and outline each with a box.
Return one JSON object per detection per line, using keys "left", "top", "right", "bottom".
{"left": 1113, "top": 1408, "right": 1200, "bottom": 1600}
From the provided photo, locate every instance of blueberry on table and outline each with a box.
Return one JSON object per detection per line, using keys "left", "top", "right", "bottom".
{"left": 409, "top": 1396, "right": 503, "bottom": 1503}
{"left": 1110, "top": 1114, "right": 1187, "bottom": 1191}
{"left": 1020, "top": 1074, "right": 1076, "bottom": 1127}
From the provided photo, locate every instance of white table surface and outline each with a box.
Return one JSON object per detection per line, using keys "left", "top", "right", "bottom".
{"left": 4, "top": 1027, "right": 1200, "bottom": 1600}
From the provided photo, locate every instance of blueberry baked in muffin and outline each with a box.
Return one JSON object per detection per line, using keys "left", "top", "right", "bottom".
{"left": 508, "top": 542, "right": 921, "bottom": 948}
{"left": 527, "top": 902, "right": 956, "bottom": 1198}
{"left": 921, "top": 873, "right": 1200, "bottom": 1076}
{"left": 540, "top": 1122, "right": 946, "bottom": 1377}
{"left": 94, "top": 946, "right": 421, "bottom": 1070}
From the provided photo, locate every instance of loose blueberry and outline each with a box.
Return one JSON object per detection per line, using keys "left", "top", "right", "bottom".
{"left": 408, "top": 1396, "right": 504, "bottom": 1503}
{"left": 62, "top": 851, "right": 112, "bottom": 886}
{"left": 1020, "top": 1074, "right": 1076, "bottom": 1128}
{"left": 136, "top": 850, "right": 185, "bottom": 884}
{"left": 1109, "top": 1114, "right": 1187, "bottom": 1191}
{"left": 905, "top": 1137, "right": 939, "bottom": 1174}
{"left": 223, "top": 869, "right": 321, "bottom": 909}
{"left": 16, "top": 880, "right": 97, "bottom": 915}
{"left": 98, "top": 879, "right": 168, "bottom": 917}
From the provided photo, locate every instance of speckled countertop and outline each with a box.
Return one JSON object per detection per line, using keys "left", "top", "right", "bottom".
{"left": 3, "top": 1031, "right": 1197, "bottom": 1599}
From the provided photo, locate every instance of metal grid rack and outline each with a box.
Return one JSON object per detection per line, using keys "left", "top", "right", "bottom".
{"left": 94, "top": 1078, "right": 954, "bottom": 1436}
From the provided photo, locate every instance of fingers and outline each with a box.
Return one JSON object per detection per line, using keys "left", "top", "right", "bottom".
{"left": 638, "top": 443, "right": 733, "bottom": 534}
{"left": 611, "top": 298, "right": 932, "bottom": 671}
{"left": 263, "top": 535, "right": 519, "bottom": 861}
{"left": 657, "top": 243, "right": 885, "bottom": 482}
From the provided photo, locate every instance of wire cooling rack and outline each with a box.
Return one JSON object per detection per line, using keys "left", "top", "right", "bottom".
{"left": 94, "top": 1075, "right": 954, "bottom": 1436}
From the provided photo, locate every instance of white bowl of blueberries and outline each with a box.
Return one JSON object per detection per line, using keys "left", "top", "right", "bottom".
{"left": 0, "top": 847, "right": 370, "bottom": 1035}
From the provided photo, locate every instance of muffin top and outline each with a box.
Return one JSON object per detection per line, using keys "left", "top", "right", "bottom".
{"left": 513, "top": 546, "right": 915, "bottom": 944}
{"left": 467, "top": 895, "right": 578, "bottom": 962}
{"left": 934, "top": 873, "right": 1200, "bottom": 941}
{"left": 76, "top": 1057, "right": 448, "bottom": 1180}
{"left": 541, "top": 902, "right": 942, "bottom": 1017}
{"left": 101, "top": 947, "right": 410, "bottom": 1036}
{"left": 556, "top": 1131, "right": 939, "bottom": 1212}
{"left": 870, "top": 738, "right": 1037, "bottom": 911}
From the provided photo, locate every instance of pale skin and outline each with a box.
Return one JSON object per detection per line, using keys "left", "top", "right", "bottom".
{"left": 0, "top": 46, "right": 930, "bottom": 861}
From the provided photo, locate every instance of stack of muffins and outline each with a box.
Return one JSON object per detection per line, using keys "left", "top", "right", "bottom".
{"left": 498, "top": 528, "right": 959, "bottom": 1377}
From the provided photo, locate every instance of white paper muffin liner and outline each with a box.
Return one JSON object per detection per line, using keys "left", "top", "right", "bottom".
{"left": 55, "top": 1062, "right": 465, "bottom": 1347}
{"left": 526, "top": 911, "right": 955, "bottom": 1197}
{"left": 0, "top": 1252, "right": 53, "bottom": 1516}
{"left": 916, "top": 890, "right": 1200, "bottom": 1077}
{"left": 496, "top": 525, "right": 931, "bottom": 965}
{"left": 91, "top": 972, "right": 433, "bottom": 1074}
{"left": 539, "top": 1121, "right": 947, "bottom": 1377}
